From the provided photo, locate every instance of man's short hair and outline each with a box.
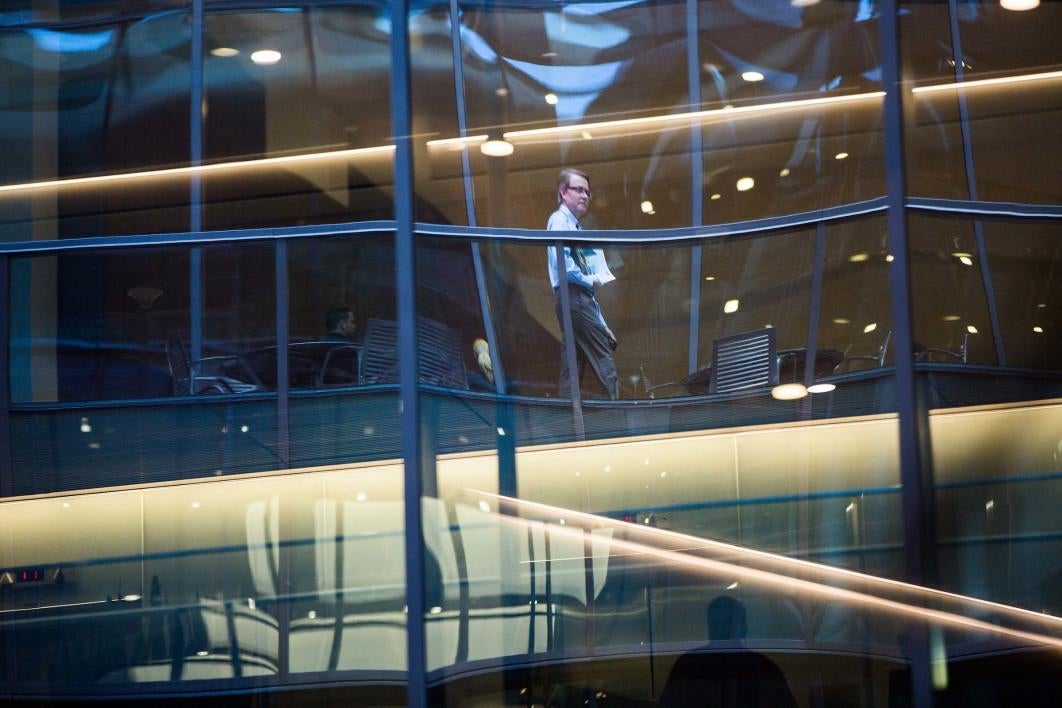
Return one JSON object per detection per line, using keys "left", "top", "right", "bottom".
{"left": 556, "top": 168, "right": 589, "bottom": 204}
{"left": 326, "top": 305, "right": 353, "bottom": 332}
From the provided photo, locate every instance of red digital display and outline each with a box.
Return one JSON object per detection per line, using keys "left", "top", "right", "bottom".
{"left": 17, "top": 568, "right": 45, "bottom": 583}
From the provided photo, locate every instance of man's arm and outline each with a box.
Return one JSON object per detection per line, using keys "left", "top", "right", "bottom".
{"left": 547, "top": 245, "right": 597, "bottom": 289}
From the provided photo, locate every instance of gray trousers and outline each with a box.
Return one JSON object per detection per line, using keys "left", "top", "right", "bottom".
{"left": 555, "top": 285, "right": 619, "bottom": 400}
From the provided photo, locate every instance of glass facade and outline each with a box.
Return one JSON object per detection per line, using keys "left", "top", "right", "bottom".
{"left": 0, "top": 1, "right": 1059, "bottom": 707}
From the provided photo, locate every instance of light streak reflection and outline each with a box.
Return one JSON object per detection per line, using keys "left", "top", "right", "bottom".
{"left": 480, "top": 492, "right": 1062, "bottom": 648}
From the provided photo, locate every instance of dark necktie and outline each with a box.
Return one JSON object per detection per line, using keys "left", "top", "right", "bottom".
{"left": 573, "top": 247, "right": 589, "bottom": 275}
{"left": 571, "top": 220, "right": 590, "bottom": 274}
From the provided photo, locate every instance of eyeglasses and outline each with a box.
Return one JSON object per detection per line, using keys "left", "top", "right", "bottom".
{"left": 566, "top": 185, "right": 592, "bottom": 199}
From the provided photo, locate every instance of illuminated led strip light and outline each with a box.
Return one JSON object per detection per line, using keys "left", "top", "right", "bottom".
{"left": 488, "top": 492, "right": 1062, "bottom": 634}
{"left": 502, "top": 91, "right": 885, "bottom": 140}
{"left": 426, "top": 134, "right": 488, "bottom": 148}
{"left": 496, "top": 510, "right": 1062, "bottom": 649}
{"left": 912, "top": 69, "right": 1062, "bottom": 94}
{"left": 0, "top": 145, "right": 395, "bottom": 196}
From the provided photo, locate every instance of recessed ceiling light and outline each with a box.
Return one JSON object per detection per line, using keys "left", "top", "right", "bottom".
{"left": 1032, "top": 326, "right": 1044, "bottom": 333}
{"left": 735, "top": 177, "right": 755, "bottom": 191}
{"left": 723, "top": 299, "right": 740, "bottom": 314}
{"left": 704, "top": 275, "right": 715, "bottom": 281}
{"left": 250, "top": 49, "right": 282, "bottom": 65}
{"left": 1000, "top": 0, "right": 1039, "bottom": 10}
{"left": 211, "top": 47, "right": 239, "bottom": 58}
{"left": 779, "top": 168, "right": 790, "bottom": 177}
{"left": 942, "top": 315, "right": 961, "bottom": 321}
{"left": 808, "top": 383, "right": 836, "bottom": 394}
{"left": 958, "top": 255, "right": 973, "bottom": 266}
{"left": 494, "top": 87, "right": 509, "bottom": 97}
{"left": 864, "top": 323, "right": 877, "bottom": 333}
{"left": 966, "top": 325, "right": 979, "bottom": 334}
{"left": 640, "top": 200, "right": 654, "bottom": 214}
{"left": 832, "top": 318, "right": 850, "bottom": 325}
{"left": 849, "top": 253, "right": 869, "bottom": 263}
{"left": 835, "top": 152, "right": 849, "bottom": 160}
{"left": 709, "top": 193, "right": 721, "bottom": 200}
{"left": 544, "top": 93, "right": 559, "bottom": 105}
{"left": 742, "top": 71, "right": 765, "bottom": 82}
{"left": 480, "top": 139, "right": 514, "bottom": 157}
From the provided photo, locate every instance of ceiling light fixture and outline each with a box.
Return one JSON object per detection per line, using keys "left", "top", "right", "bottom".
{"left": 1000, "top": 0, "right": 1039, "bottom": 10}
{"left": 250, "top": 49, "right": 282, "bottom": 65}
{"left": 480, "top": 139, "right": 515, "bottom": 157}
{"left": 835, "top": 152, "right": 849, "bottom": 160}
{"left": 807, "top": 383, "right": 836, "bottom": 394}
{"left": 210, "top": 47, "right": 239, "bottom": 57}
{"left": 735, "top": 177, "right": 755, "bottom": 191}
{"left": 771, "top": 383, "right": 808, "bottom": 400}
{"left": 741, "top": 71, "right": 765, "bottom": 82}
{"left": 723, "top": 299, "right": 740, "bottom": 314}
{"left": 544, "top": 93, "right": 559, "bottom": 105}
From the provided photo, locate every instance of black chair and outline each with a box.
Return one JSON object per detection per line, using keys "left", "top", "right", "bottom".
{"left": 165, "top": 335, "right": 260, "bottom": 395}
{"left": 316, "top": 344, "right": 363, "bottom": 386}
{"left": 361, "top": 317, "right": 467, "bottom": 389}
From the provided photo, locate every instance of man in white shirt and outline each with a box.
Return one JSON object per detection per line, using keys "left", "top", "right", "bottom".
{"left": 546, "top": 168, "right": 619, "bottom": 400}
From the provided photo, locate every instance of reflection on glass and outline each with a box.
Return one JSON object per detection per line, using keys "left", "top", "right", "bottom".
{"left": 287, "top": 234, "right": 401, "bottom": 469}
{"left": 202, "top": 5, "right": 394, "bottom": 228}
{"left": 0, "top": 7, "right": 193, "bottom": 239}
{"left": 9, "top": 247, "right": 189, "bottom": 403}
{"left": 909, "top": 215, "right": 996, "bottom": 367}
{"left": 982, "top": 221, "right": 1060, "bottom": 370}
{"left": 903, "top": 2, "right": 1062, "bottom": 203}
{"left": 821, "top": 217, "right": 893, "bottom": 373}
{"left": 434, "top": 1, "right": 883, "bottom": 228}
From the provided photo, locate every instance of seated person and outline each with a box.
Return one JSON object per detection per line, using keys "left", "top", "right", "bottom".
{"left": 323, "top": 305, "right": 359, "bottom": 343}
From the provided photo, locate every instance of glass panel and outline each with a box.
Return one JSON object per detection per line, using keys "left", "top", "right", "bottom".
{"left": 9, "top": 399, "right": 278, "bottom": 496}
{"left": 0, "top": 467, "right": 406, "bottom": 696}
{"left": 820, "top": 216, "right": 894, "bottom": 379}
{"left": 5, "top": 241, "right": 290, "bottom": 496}
{"left": 438, "top": 0, "right": 883, "bottom": 229}
{"left": 201, "top": 3, "right": 394, "bottom": 229}
{"left": 909, "top": 214, "right": 997, "bottom": 369}
{"left": 287, "top": 233, "right": 401, "bottom": 468}
{"left": 903, "top": 2, "right": 1062, "bottom": 203}
{"left": 421, "top": 216, "right": 910, "bottom": 704}
{"left": 9, "top": 247, "right": 189, "bottom": 404}
{"left": 0, "top": 5, "right": 193, "bottom": 240}
{"left": 983, "top": 220, "right": 1061, "bottom": 370}
{"left": 906, "top": 207, "right": 1062, "bottom": 466}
